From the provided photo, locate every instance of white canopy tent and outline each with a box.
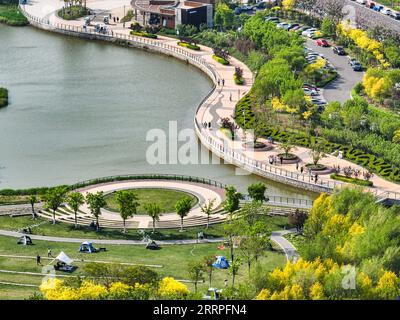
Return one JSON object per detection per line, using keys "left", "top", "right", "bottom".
{"left": 54, "top": 251, "right": 73, "bottom": 265}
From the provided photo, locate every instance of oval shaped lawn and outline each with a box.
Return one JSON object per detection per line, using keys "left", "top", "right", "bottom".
{"left": 103, "top": 188, "right": 198, "bottom": 214}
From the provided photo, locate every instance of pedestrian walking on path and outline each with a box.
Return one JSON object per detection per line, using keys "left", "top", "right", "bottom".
{"left": 222, "top": 79, "right": 225, "bottom": 86}
{"left": 47, "top": 248, "right": 53, "bottom": 258}
{"left": 36, "top": 254, "right": 41, "bottom": 266}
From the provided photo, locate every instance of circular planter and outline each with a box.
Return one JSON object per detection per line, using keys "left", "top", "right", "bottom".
{"left": 306, "top": 163, "right": 334, "bottom": 175}
{"left": 277, "top": 153, "right": 300, "bottom": 164}
{"left": 242, "top": 141, "right": 273, "bottom": 152}
{"left": 305, "top": 163, "right": 327, "bottom": 171}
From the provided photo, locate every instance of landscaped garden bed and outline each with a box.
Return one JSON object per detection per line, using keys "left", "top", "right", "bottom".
{"left": 234, "top": 93, "right": 400, "bottom": 183}
{"left": 177, "top": 41, "right": 200, "bottom": 51}
{"left": 130, "top": 31, "right": 158, "bottom": 39}
{"left": 330, "top": 173, "right": 373, "bottom": 187}
{"left": 242, "top": 141, "right": 273, "bottom": 151}
{"left": 57, "top": 5, "right": 89, "bottom": 20}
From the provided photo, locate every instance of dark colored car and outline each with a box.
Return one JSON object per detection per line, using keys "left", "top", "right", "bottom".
{"left": 351, "top": 60, "right": 363, "bottom": 71}
{"left": 333, "top": 46, "right": 345, "bottom": 55}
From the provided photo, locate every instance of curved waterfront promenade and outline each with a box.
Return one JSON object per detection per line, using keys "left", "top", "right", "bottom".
{"left": 18, "top": 0, "right": 400, "bottom": 199}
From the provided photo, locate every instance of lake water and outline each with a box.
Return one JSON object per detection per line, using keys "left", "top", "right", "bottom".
{"left": 0, "top": 24, "right": 313, "bottom": 198}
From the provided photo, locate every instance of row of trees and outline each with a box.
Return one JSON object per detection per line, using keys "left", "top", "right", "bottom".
{"left": 34, "top": 187, "right": 207, "bottom": 233}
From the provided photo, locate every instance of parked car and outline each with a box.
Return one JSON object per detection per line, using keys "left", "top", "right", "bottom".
{"left": 381, "top": 8, "right": 392, "bottom": 15}
{"left": 303, "top": 88, "right": 319, "bottom": 96}
{"left": 333, "top": 46, "right": 345, "bottom": 55}
{"left": 303, "top": 83, "right": 319, "bottom": 91}
{"left": 391, "top": 12, "right": 400, "bottom": 20}
{"left": 356, "top": 0, "right": 366, "bottom": 4}
{"left": 277, "top": 22, "right": 290, "bottom": 29}
{"left": 302, "top": 28, "right": 317, "bottom": 36}
{"left": 265, "top": 16, "right": 279, "bottom": 23}
{"left": 316, "top": 39, "right": 329, "bottom": 47}
{"left": 287, "top": 23, "right": 299, "bottom": 30}
{"left": 373, "top": 5, "right": 384, "bottom": 11}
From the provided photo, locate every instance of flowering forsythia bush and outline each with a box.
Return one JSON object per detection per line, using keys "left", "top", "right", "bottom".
{"left": 257, "top": 189, "right": 400, "bottom": 300}
{"left": 337, "top": 22, "right": 390, "bottom": 68}
{"left": 256, "top": 258, "right": 400, "bottom": 300}
{"left": 157, "top": 277, "right": 189, "bottom": 298}
{"left": 40, "top": 279, "right": 107, "bottom": 300}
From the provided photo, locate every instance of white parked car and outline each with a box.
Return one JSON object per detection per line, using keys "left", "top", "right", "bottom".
{"left": 277, "top": 22, "right": 290, "bottom": 29}
{"left": 302, "top": 28, "right": 317, "bottom": 36}
{"left": 356, "top": 0, "right": 366, "bottom": 4}
{"left": 381, "top": 8, "right": 392, "bottom": 15}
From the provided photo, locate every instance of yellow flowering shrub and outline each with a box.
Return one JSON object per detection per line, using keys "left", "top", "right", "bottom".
{"left": 337, "top": 22, "right": 388, "bottom": 67}
{"left": 158, "top": 277, "right": 189, "bottom": 298}
{"left": 309, "top": 282, "right": 325, "bottom": 300}
{"left": 282, "top": 0, "right": 295, "bottom": 10}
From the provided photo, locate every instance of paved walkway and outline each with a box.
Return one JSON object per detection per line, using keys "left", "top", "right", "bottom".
{"left": 20, "top": 0, "right": 400, "bottom": 198}
{"left": 271, "top": 229, "right": 299, "bottom": 262}
{"left": 0, "top": 228, "right": 296, "bottom": 261}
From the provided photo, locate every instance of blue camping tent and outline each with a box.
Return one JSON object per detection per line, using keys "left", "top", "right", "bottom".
{"left": 79, "top": 241, "right": 96, "bottom": 253}
{"left": 212, "top": 256, "right": 230, "bottom": 269}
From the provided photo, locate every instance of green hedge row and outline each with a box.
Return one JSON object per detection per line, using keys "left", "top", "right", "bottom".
{"left": 234, "top": 94, "right": 400, "bottom": 182}
{"left": 0, "top": 87, "right": 8, "bottom": 108}
{"left": 212, "top": 55, "right": 229, "bottom": 65}
{"left": 330, "top": 174, "right": 374, "bottom": 187}
{"left": 177, "top": 41, "right": 200, "bottom": 51}
{"left": 130, "top": 31, "right": 158, "bottom": 39}
{"left": 234, "top": 74, "right": 244, "bottom": 85}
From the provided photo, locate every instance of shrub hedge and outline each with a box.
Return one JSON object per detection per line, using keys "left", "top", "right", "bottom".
{"left": 0, "top": 5, "right": 28, "bottom": 26}
{"left": 234, "top": 93, "right": 400, "bottom": 182}
{"left": 177, "top": 41, "right": 200, "bottom": 50}
{"left": 234, "top": 74, "right": 244, "bottom": 85}
{"left": 130, "top": 31, "right": 158, "bottom": 39}
{"left": 212, "top": 55, "right": 230, "bottom": 65}
{"left": 330, "top": 174, "right": 374, "bottom": 187}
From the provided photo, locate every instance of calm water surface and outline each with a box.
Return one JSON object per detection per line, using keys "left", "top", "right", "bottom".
{"left": 0, "top": 25, "right": 313, "bottom": 198}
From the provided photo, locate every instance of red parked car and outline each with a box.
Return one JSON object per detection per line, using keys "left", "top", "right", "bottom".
{"left": 316, "top": 39, "right": 329, "bottom": 47}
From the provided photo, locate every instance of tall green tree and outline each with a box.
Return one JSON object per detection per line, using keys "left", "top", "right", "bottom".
{"left": 67, "top": 192, "right": 85, "bottom": 228}
{"left": 247, "top": 183, "right": 267, "bottom": 202}
{"left": 200, "top": 198, "right": 216, "bottom": 229}
{"left": 44, "top": 187, "right": 66, "bottom": 225}
{"left": 144, "top": 203, "right": 163, "bottom": 233}
{"left": 223, "top": 186, "right": 242, "bottom": 218}
{"left": 86, "top": 191, "right": 106, "bottom": 231}
{"left": 204, "top": 255, "right": 215, "bottom": 287}
{"left": 187, "top": 260, "right": 206, "bottom": 293}
{"left": 214, "top": 3, "right": 234, "bottom": 30}
{"left": 115, "top": 190, "right": 139, "bottom": 233}
{"left": 175, "top": 197, "right": 193, "bottom": 232}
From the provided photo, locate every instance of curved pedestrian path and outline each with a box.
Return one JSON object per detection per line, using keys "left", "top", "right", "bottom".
{"left": 0, "top": 229, "right": 297, "bottom": 261}
{"left": 19, "top": 0, "right": 400, "bottom": 199}
{"left": 38, "top": 179, "right": 226, "bottom": 229}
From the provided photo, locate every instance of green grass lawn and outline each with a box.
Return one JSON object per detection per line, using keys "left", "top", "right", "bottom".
{"left": 104, "top": 188, "right": 198, "bottom": 214}
{"left": 0, "top": 235, "right": 286, "bottom": 299}
{"left": 0, "top": 214, "right": 292, "bottom": 241}
{"left": 0, "top": 6, "right": 28, "bottom": 26}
